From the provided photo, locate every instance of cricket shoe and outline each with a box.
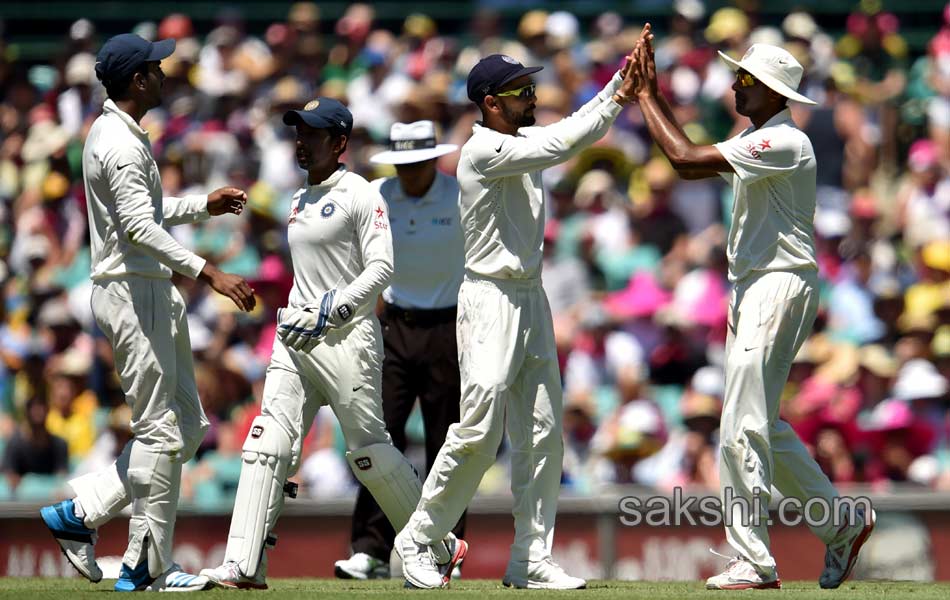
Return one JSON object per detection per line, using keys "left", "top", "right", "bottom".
{"left": 435, "top": 534, "right": 468, "bottom": 586}
{"left": 200, "top": 560, "right": 268, "bottom": 590}
{"left": 334, "top": 553, "right": 390, "bottom": 580}
{"left": 394, "top": 528, "right": 445, "bottom": 589}
{"left": 819, "top": 507, "right": 876, "bottom": 589}
{"left": 705, "top": 552, "right": 781, "bottom": 590}
{"left": 503, "top": 558, "right": 586, "bottom": 589}
{"left": 40, "top": 499, "right": 102, "bottom": 583}
{"left": 116, "top": 562, "right": 212, "bottom": 592}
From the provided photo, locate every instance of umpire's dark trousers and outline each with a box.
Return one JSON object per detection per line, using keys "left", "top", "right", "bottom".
{"left": 350, "top": 302, "right": 467, "bottom": 561}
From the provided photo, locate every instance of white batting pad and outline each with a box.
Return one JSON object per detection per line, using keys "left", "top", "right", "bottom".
{"left": 224, "top": 415, "right": 292, "bottom": 578}
{"left": 346, "top": 443, "right": 422, "bottom": 531}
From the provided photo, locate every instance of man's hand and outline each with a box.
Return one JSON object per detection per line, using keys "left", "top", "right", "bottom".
{"left": 276, "top": 305, "right": 325, "bottom": 352}
{"left": 207, "top": 187, "right": 247, "bottom": 216}
{"left": 616, "top": 23, "right": 654, "bottom": 104}
{"left": 198, "top": 263, "right": 256, "bottom": 311}
{"left": 634, "top": 24, "right": 659, "bottom": 100}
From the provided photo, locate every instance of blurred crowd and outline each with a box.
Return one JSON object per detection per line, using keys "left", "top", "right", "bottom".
{"left": 1, "top": 1, "right": 949, "bottom": 507}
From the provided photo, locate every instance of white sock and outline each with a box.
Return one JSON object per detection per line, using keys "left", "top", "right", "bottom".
{"left": 72, "top": 498, "right": 87, "bottom": 524}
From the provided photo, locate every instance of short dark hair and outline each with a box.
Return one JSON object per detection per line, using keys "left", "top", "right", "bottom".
{"left": 103, "top": 63, "right": 150, "bottom": 101}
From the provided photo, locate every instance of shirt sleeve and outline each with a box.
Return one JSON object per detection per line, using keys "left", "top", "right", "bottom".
{"left": 468, "top": 98, "right": 622, "bottom": 179}
{"left": 163, "top": 194, "right": 210, "bottom": 226}
{"left": 338, "top": 183, "right": 393, "bottom": 312}
{"left": 570, "top": 70, "right": 624, "bottom": 119}
{"left": 104, "top": 145, "right": 207, "bottom": 279}
{"left": 713, "top": 128, "right": 803, "bottom": 185}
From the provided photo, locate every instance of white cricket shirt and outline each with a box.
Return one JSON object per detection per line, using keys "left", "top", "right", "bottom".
{"left": 83, "top": 99, "right": 209, "bottom": 281}
{"left": 286, "top": 165, "right": 393, "bottom": 323}
{"left": 374, "top": 172, "right": 464, "bottom": 309}
{"left": 458, "top": 72, "right": 624, "bottom": 280}
{"left": 715, "top": 108, "right": 818, "bottom": 283}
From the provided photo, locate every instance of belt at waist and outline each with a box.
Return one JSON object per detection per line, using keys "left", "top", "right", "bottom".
{"left": 383, "top": 303, "right": 457, "bottom": 327}
{"left": 464, "top": 270, "right": 541, "bottom": 289}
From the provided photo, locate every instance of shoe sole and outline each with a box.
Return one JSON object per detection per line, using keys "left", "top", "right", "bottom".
{"left": 706, "top": 579, "right": 782, "bottom": 590}
{"left": 40, "top": 507, "right": 102, "bottom": 583}
{"left": 205, "top": 578, "right": 268, "bottom": 591}
{"left": 155, "top": 580, "right": 215, "bottom": 592}
{"left": 441, "top": 540, "right": 469, "bottom": 586}
{"left": 334, "top": 565, "right": 368, "bottom": 580}
{"left": 821, "top": 509, "right": 876, "bottom": 589}
{"left": 502, "top": 577, "right": 587, "bottom": 590}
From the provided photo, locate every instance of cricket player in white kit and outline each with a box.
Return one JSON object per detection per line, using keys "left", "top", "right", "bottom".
{"left": 200, "top": 99, "right": 465, "bottom": 590}
{"left": 39, "top": 33, "right": 257, "bottom": 593}
{"left": 630, "top": 26, "right": 875, "bottom": 590}
{"left": 334, "top": 121, "right": 466, "bottom": 580}
{"left": 395, "top": 45, "right": 643, "bottom": 590}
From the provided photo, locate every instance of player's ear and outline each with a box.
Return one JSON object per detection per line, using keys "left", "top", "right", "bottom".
{"left": 334, "top": 133, "right": 349, "bottom": 156}
{"left": 482, "top": 95, "right": 499, "bottom": 114}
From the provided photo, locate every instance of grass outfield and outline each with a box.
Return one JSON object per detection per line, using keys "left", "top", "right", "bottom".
{"left": 0, "top": 579, "right": 947, "bottom": 598}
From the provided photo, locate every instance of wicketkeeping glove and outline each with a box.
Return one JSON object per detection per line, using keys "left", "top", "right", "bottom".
{"left": 276, "top": 289, "right": 354, "bottom": 352}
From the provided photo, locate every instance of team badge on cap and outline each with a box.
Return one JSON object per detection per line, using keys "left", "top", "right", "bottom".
{"left": 304, "top": 99, "right": 320, "bottom": 110}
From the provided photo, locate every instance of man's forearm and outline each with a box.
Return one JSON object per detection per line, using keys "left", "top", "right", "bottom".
{"left": 654, "top": 92, "right": 689, "bottom": 139}
{"left": 639, "top": 92, "right": 694, "bottom": 166}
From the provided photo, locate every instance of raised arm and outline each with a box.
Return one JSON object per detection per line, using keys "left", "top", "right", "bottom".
{"left": 634, "top": 25, "right": 732, "bottom": 179}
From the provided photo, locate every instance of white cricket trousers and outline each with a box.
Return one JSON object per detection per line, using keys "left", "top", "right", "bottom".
{"left": 407, "top": 274, "right": 564, "bottom": 564}
{"left": 70, "top": 276, "right": 209, "bottom": 578}
{"left": 258, "top": 316, "right": 393, "bottom": 471}
{"left": 720, "top": 269, "right": 842, "bottom": 574}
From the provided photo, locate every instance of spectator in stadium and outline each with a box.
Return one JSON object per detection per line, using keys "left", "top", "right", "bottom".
{"left": 1, "top": 396, "right": 68, "bottom": 491}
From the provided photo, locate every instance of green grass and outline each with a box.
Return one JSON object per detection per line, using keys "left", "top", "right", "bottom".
{"left": 0, "top": 579, "right": 947, "bottom": 599}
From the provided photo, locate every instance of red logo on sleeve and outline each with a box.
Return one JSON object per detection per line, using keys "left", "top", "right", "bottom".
{"left": 745, "top": 142, "right": 762, "bottom": 160}
{"left": 758, "top": 139, "right": 771, "bottom": 150}
{"left": 373, "top": 205, "right": 388, "bottom": 230}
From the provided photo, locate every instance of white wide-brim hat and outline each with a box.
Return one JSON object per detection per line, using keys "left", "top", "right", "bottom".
{"left": 370, "top": 120, "right": 458, "bottom": 165}
{"left": 718, "top": 43, "right": 816, "bottom": 105}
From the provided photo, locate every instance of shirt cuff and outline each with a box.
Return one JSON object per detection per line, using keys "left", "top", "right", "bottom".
{"left": 183, "top": 255, "right": 207, "bottom": 280}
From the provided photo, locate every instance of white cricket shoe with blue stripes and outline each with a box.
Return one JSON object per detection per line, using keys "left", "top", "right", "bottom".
{"left": 40, "top": 499, "right": 102, "bottom": 583}
{"left": 147, "top": 564, "right": 213, "bottom": 593}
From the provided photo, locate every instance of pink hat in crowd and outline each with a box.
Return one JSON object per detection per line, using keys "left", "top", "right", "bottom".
{"left": 249, "top": 255, "right": 294, "bottom": 300}
{"left": 603, "top": 272, "right": 672, "bottom": 319}
{"left": 907, "top": 139, "right": 938, "bottom": 172}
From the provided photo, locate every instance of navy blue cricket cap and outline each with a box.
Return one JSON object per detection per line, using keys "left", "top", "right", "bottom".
{"left": 95, "top": 33, "right": 175, "bottom": 84}
{"left": 283, "top": 97, "right": 354, "bottom": 136}
{"left": 466, "top": 54, "right": 543, "bottom": 104}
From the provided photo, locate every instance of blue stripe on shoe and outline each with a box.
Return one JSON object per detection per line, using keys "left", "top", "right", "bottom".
{"left": 115, "top": 561, "right": 153, "bottom": 592}
{"left": 40, "top": 500, "right": 94, "bottom": 543}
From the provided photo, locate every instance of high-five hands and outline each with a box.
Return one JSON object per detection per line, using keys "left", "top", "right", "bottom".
{"left": 633, "top": 23, "right": 658, "bottom": 100}
{"left": 615, "top": 24, "right": 655, "bottom": 105}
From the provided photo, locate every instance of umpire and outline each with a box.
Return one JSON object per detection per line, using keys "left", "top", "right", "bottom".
{"left": 334, "top": 121, "right": 466, "bottom": 579}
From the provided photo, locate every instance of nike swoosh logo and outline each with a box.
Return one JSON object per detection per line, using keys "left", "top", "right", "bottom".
{"left": 495, "top": 143, "right": 504, "bottom": 152}
{"left": 744, "top": 346, "right": 757, "bottom": 352}
{"left": 352, "top": 385, "right": 364, "bottom": 392}
{"left": 117, "top": 163, "right": 133, "bottom": 170}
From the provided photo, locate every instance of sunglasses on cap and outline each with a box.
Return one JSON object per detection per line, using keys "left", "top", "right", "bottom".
{"left": 494, "top": 83, "right": 536, "bottom": 99}
{"left": 736, "top": 71, "right": 757, "bottom": 88}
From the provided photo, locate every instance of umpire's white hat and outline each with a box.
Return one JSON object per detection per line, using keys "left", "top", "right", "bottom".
{"left": 370, "top": 121, "right": 458, "bottom": 165}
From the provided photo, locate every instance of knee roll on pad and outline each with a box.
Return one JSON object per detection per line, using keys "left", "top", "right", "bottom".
{"left": 225, "top": 416, "right": 292, "bottom": 578}
{"left": 346, "top": 443, "right": 422, "bottom": 532}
